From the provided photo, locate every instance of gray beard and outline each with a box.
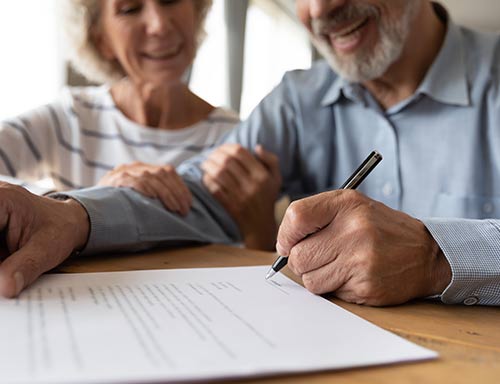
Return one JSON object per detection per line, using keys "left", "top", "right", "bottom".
{"left": 311, "top": 1, "right": 421, "bottom": 83}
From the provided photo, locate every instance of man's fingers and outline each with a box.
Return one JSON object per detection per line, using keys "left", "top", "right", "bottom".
{"left": 277, "top": 190, "right": 350, "bottom": 256}
{"left": 255, "top": 145, "right": 281, "bottom": 179}
{"left": 286, "top": 222, "right": 341, "bottom": 275}
{"left": 0, "top": 269, "right": 23, "bottom": 298}
{"left": 201, "top": 158, "right": 241, "bottom": 192}
{"left": 218, "top": 144, "right": 269, "bottom": 177}
{"left": 207, "top": 149, "right": 251, "bottom": 181}
{"left": 203, "top": 175, "right": 236, "bottom": 214}
{"left": 0, "top": 238, "right": 67, "bottom": 298}
{"left": 300, "top": 259, "right": 349, "bottom": 295}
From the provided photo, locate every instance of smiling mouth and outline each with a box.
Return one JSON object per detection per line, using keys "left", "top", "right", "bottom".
{"left": 142, "top": 45, "right": 182, "bottom": 61}
{"left": 324, "top": 16, "right": 370, "bottom": 40}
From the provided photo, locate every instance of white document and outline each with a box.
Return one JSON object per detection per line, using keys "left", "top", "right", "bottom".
{"left": 0, "top": 266, "right": 437, "bottom": 383}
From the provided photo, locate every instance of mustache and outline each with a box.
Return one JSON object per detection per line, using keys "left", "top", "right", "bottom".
{"left": 311, "top": 3, "right": 379, "bottom": 35}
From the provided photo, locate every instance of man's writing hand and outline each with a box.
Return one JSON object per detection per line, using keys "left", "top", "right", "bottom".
{"left": 277, "top": 190, "right": 452, "bottom": 306}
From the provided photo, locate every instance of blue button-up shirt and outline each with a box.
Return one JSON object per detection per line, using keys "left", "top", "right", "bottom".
{"left": 66, "top": 13, "right": 500, "bottom": 306}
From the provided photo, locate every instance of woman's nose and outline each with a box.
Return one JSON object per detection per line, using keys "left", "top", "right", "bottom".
{"left": 143, "top": 2, "right": 172, "bottom": 35}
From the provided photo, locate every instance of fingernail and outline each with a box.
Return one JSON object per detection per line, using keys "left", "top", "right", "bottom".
{"left": 14, "top": 272, "right": 24, "bottom": 296}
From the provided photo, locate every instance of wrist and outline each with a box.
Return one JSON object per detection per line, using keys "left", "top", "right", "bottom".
{"left": 428, "top": 235, "right": 452, "bottom": 296}
{"left": 63, "top": 199, "right": 90, "bottom": 252}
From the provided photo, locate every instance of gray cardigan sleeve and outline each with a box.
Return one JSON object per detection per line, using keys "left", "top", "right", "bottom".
{"left": 62, "top": 178, "right": 242, "bottom": 255}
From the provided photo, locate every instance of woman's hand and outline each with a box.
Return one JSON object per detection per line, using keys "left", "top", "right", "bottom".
{"left": 98, "top": 162, "right": 193, "bottom": 216}
{"left": 201, "top": 144, "right": 282, "bottom": 250}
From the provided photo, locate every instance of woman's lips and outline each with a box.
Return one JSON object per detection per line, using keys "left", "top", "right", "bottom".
{"left": 142, "top": 44, "right": 182, "bottom": 60}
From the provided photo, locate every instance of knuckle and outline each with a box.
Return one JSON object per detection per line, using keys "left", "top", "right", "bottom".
{"left": 135, "top": 181, "right": 148, "bottom": 191}
{"left": 349, "top": 215, "right": 371, "bottom": 233}
{"left": 157, "top": 168, "right": 169, "bottom": 178}
{"left": 211, "top": 184, "right": 223, "bottom": 195}
{"left": 353, "top": 281, "right": 384, "bottom": 305}
{"left": 213, "top": 167, "right": 228, "bottom": 180}
{"left": 286, "top": 201, "right": 306, "bottom": 226}
{"left": 342, "top": 189, "right": 364, "bottom": 202}
{"left": 356, "top": 282, "right": 374, "bottom": 300}
{"left": 245, "top": 186, "right": 258, "bottom": 199}
{"left": 302, "top": 274, "right": 323, "bottom": 294}
{"left": 221, "top": 155, "right": 234, "bottom": 168}
{"left": 163, "top": 165, "right": 175, "bottom": 173}
{"left": 254, "top": 172, "right": 267, "bottom": 184}
{"left": 232, "top": 144, "right": 245, "bottom": 154}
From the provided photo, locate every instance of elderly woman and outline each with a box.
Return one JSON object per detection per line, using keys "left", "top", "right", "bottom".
{"left": 0, "top": 0, "right": 280, "bottom": 250}
{"left": 0, "top": 0, "right": 236, "bottom": 214}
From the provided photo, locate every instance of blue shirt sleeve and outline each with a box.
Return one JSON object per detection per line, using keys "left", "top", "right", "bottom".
{"left": 423, "top": 218, "right": 500, "bottom": 306}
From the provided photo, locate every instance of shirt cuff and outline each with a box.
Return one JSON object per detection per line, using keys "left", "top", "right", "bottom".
{"left": 422, "top": 218, "right": 500, "bottom": 306}
{"left": 51, "top": 186, "right": 139, "bottom": 255}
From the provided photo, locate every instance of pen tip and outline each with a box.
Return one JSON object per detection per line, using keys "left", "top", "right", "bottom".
{"left": 265, "top": 269, "right": 276, "bottom": 280}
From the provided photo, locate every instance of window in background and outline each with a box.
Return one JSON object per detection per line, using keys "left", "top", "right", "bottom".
{"left": 190, "top": 0, "right": 312, "bottom": 118}
{"left": 0, "top": 0, "right": 63, "bottom": 119}
{"left": 240, "top": 1, "right": 312, "bottom": 118}
{"left": 189, "top": 0, "right": 229, "bottom": 111}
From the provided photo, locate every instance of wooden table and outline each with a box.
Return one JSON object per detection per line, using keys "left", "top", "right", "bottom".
{"left": 57, "top": 244, "right": 500, "bottom": 384}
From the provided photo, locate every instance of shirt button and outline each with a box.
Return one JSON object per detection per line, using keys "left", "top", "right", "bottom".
{"left": 382, "top": 183, "right": 394, "bottom": 197}
{"left": 463, "top": 296, "right": 479, "bottom": 306}
{"left": 483, "top": 202, "right": 494, "bottom": 214}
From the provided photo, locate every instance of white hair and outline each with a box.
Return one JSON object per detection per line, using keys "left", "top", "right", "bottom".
{"left": 59, "top": 0, "right": 213, "bottom": 84}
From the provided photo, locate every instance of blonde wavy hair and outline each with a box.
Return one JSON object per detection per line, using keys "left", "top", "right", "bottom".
{"left": 60, "top": 0, "right": 213, "bottom": 84}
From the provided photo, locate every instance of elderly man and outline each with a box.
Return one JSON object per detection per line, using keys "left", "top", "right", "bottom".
{"left": 0, "top": 0, "right": 499, "bottom": 306}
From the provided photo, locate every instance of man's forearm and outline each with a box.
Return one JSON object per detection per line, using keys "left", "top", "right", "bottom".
{"left": 59, "top": 181, "right": 241, "bottom": 255}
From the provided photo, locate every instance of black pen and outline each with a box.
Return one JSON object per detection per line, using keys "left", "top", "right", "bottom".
{"left": 265, "top": 150, "right": 383, "bottom": 280}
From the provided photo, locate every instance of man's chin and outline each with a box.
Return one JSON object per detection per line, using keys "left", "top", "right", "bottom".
{"left": 312, "top": 39, "right": 365, "bottom": 82}
{"left": 324, "top": 56, "right": 368, "bottom": 83}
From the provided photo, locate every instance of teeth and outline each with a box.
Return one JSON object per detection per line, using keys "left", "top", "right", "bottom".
{"left": 334, "top": 29, "right": 362, "bottom": 45}
{"left": 145, "top": 46, "right": 180, "bottom": 59}
{"left": 333, "top": 17, "right": 368, "bottom": 38}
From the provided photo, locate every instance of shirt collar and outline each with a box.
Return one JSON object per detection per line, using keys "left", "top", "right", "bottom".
{"left": 320, "top": 2, "right": 470, "bottom": 108}
{"left": 321, "top": 74, "right": 346, "bottom": 106}
{"left": 416, "top": 16, "right": 470, "bottom": 106}
{"left": 320, "top": 75, "right": 365, "bottom": 107}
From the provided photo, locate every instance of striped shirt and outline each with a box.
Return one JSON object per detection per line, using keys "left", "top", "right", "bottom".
{"left": 0, "top": 86, "right": 239, "bottom": 191}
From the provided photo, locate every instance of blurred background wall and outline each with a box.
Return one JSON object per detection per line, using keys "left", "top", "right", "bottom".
{"left": 0, "top": 0, "right": 499, "bottom": 120}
